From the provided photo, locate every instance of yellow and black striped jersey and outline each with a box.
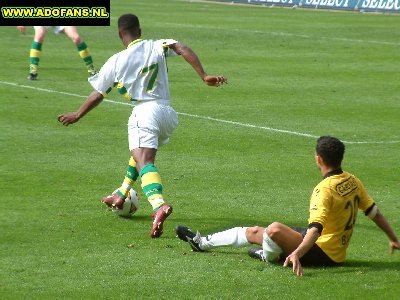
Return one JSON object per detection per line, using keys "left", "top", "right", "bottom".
{"left": 308, "top": 169, "right": 375, "bottom": 263}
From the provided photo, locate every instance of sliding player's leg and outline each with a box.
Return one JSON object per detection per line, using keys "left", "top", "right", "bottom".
{"left": 175, "top": 225, "right": 265, "bottom": 252}
{"left": 249, "top": 222, "right": 303, "bottom": 262}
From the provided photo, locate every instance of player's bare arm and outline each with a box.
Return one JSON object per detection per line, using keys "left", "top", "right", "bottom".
{"left": 169, "top": 42, "right": 227, "bottom": 87}
{"left": 284, "top": 227, "right": 320, "bottom": 276}
{"left": 371, "top": 209, "right": 400, "bottom": 254}
{"left": 58, "top": 91, "right": 104, "bottom": 126}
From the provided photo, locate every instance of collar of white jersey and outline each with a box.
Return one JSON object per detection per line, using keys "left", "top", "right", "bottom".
{"left": 127, "top": 38, "right": 143, "bottom": 48}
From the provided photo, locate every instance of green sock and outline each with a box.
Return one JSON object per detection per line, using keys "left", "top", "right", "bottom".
{"left": 77, "top": 42, "right": 95, "bottom": 72}
{"left": 29, "top": 41, "right": 42, "bottom": 74}
{"left": 117, "top": 157, "right": 139, "bottom": 198}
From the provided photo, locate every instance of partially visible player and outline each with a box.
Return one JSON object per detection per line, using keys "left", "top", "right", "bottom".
{"left": 57, "top": 14, "right": 227, "bottom": 238}
{"left": 176, "top": 136, "right": 400, "bottom": 276}
{"left": 17, "top": 26, "right": 96, "bottom": 80}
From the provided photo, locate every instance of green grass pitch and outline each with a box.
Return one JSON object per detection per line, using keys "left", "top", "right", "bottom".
{"left": 1, "top": 0, "right": 400, "bottom": 298}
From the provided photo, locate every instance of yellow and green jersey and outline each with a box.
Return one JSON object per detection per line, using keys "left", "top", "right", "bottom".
{"left": 308, "top": 170, "right": 375, "bottom": 263}
{"left": 88, "top": 38, "right": 178, "bottom": 104}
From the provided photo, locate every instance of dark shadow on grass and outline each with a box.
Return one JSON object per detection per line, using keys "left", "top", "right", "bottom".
{"left": 246, "top": 259, "right": 400, "bottom": 277}
{"left": 117, "top": 215, "right": 149, "bottom": 221}
{"left": 330, "top": 260, "right": 400, "bottom": 273}
{"left": 172, "top": 216, "right": 278, "bottom": 233}
{"left": 201, "top": 249, "right": 248, "bottom": 256}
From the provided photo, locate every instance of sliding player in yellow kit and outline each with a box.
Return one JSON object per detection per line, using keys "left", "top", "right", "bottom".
{"left": 176, "top": 136, "right": 400, "bottom": 275}
{"left": 58, "top": 14, "right": 227, "bottom": 238}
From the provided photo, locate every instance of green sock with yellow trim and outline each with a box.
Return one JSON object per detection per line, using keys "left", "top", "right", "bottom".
{"left": 29, "top": 41, "right": 42, "bottom": 75}
{"left": 140, "top": 164, "right": 165, "bottom": 211}
{"left": 76, "top": 41, "right": 95, "bottom": 74}
{"left": 117, "top": 156, "right": 139, "bottom": 198}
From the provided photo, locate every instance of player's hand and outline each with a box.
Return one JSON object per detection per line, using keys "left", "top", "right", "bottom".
{"left": 58, "top": 112, "right": 80, "bottom": 126}
{"left": 203, "top": 75, "right": 227, "bottom": 87}
{"left": 284, "top": 253, "right": 303, "bottom": 277}
{"left": 389, "top": 240, "right": 400, "bottom": 254}
{"left": 16, "top": 26, "right": 26, "bottom": 34}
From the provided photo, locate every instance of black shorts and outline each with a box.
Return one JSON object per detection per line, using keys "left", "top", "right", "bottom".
{"left": 278, "top": 227, "right": 342, "bottom": 267}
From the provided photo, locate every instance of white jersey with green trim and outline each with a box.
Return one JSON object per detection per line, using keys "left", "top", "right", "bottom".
{"left": 88, "top": 38, "right": 178, "bottom": 103}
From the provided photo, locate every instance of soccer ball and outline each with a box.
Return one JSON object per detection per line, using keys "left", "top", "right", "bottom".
{"left": 112, "top": 188, "right": 140, "bottom": 217}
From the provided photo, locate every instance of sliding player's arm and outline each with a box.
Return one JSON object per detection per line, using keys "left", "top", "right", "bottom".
{"left": 283, "top": 226, "right": 320, "bottom": 277}
{"left": 358, "top": 180, "right": 400, "bottom": 255}
{"left": 370, "top": 208, "right": 400, "bottom": 254}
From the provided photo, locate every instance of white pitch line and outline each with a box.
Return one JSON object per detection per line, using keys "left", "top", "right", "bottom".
{"left": 1, "top": 81, "right": 399, "bottom": 145}
{"left": 177, "top": 112, "right": 400, "bottom": 145}
{"left": 107, "top": 18, "right": 400, "bottom": 47}
{"left": 178, "top": 111, "right": 318, "bottom": 139}
{"left": 0, "top": 81, "right": 132, "bottom": 106}
{"left": 260, "top": 30, "right": 400, "bottom": 47}
{"left": 150, "top": 21, "right": 400, "bottom": 47}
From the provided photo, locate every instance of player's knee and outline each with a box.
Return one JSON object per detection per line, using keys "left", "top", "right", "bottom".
{"left": 70, "top": 35, "right": 82, "bottom": 45}
{"left": 266, "top": 222, "right": 283, "bottom": 240}
{"left": 34, "top": 30, "right": 46, "bottom": 43}
{"left": 246, "top": 226, "right": 264, "bottom": 244}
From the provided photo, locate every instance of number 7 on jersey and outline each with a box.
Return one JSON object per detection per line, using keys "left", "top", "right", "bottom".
{"left": 141, "top": 63, "right": 159, "bottom": 92}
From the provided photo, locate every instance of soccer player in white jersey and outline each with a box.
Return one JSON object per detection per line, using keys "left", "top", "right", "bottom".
{"left": 176, "top": 136, "right": 400, "bottom": 276}
{"left": 17, "top": 26, "right": 96, "bottom": 80}
{"left": 58, "top": 14, "right": 227, "bottom": 238}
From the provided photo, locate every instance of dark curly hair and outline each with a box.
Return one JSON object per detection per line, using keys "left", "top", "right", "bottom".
{"left": 118, "top": 14, "right": 141, "bottom": 35}
{"left": 316, "top": 136, "right": 345, "bottom": 169}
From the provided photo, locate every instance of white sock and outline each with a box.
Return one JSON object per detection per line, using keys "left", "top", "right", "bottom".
{"left": 262, "top": 231, "right": 283, "bottom": 262}
{"left": 200, "top": 227, "right": 249, "bottom": 250}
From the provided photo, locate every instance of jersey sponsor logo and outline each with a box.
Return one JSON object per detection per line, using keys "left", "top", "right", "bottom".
{"left": 336, "top": 177, "right": 358, "bottom": 196}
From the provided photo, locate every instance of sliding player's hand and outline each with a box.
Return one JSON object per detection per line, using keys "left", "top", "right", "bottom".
{"left": 284, "top": 253, "right": 304, "bottom": 277}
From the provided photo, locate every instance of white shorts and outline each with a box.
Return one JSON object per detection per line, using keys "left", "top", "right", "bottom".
{"left": 34, "top": 26, "right": 65, "bottom": 34}
{"left": 128, "top": 100, "right": 178, "bottom": 150}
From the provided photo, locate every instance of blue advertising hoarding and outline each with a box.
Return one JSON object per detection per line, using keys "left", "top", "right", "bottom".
{"left": 358, "top": 0, "right": 400, "bottom": 11}
{"left": 222, "top": 0, "right": 400, "bottom": 12}
{"left": 299, "top": 0, "right": 359, "bottom": 10}
{"left": 245, "top": 0, "right": 302, "bottom": 6}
